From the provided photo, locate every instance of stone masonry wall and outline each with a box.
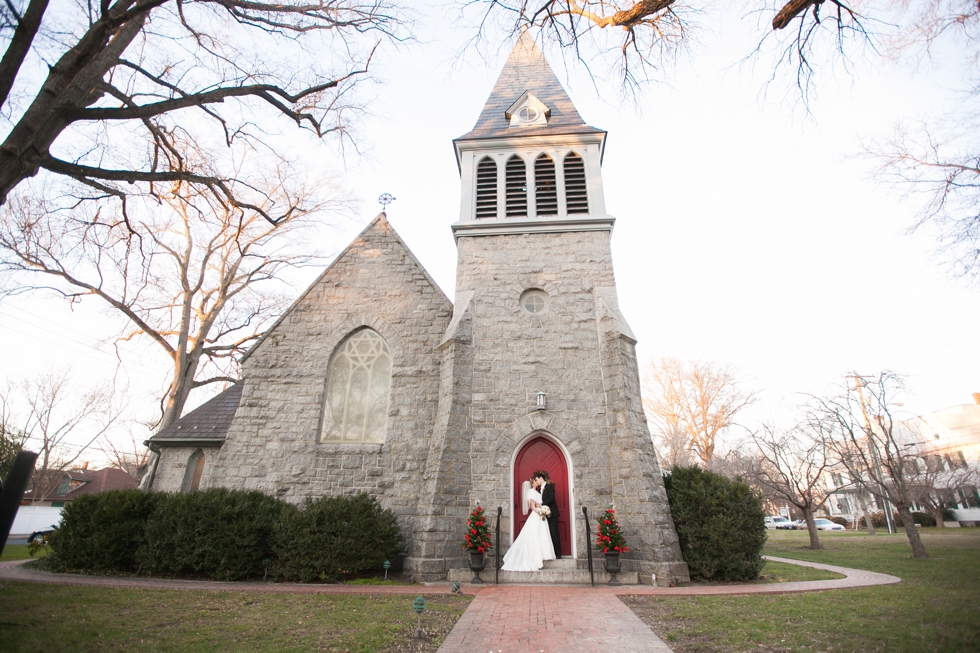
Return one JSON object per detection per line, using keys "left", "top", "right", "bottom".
{"left": 204, "top": 215, "right": 453, "bottom": 567}
{"left": 415, "top": 229, "right": 688, "bottom": 584}
{"left": 152, "top": 446, "right": 213, "bottom": 493}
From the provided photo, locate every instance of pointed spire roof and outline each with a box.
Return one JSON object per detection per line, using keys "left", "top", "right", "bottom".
{"left": 455, "top": 32, "right": 605, "bottom": 142}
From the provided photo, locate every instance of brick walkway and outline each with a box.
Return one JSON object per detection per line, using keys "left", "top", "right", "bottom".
{"left": 436, "top": 585, "right": 673, "bottom": 652}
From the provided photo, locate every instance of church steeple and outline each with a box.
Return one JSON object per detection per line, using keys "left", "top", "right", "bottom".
{"left": 452, "top": 33, "right": 610, "bottom": 237}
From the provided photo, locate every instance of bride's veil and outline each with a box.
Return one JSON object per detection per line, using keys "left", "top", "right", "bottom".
{"left": 520, "top": 480, "right": 532, "bottom": 515}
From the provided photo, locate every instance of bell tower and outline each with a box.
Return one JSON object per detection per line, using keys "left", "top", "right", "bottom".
{"left": 406, "top": 33, "right": 690, "bottom": 586}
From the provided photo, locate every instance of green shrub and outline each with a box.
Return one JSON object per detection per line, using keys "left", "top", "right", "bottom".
{"left": 942, "top": 507, "right": 957, "bottom": 522}
{"left": 137, "top": 488, "right": 287, "bottom": 581}
{"left": 47, "top": 489, "right": 162, "bottom": 574}
{"left": 663, "top": 466, "right": 767, "bottom": 582}
{"left": 273, "top": 493, "right": 404, "bottom": 582}
{"left": 858, "top": 511, "right": 888, "bottom": 528}
{"left": 828, "top": 515, "right": 848, "bottom": 527}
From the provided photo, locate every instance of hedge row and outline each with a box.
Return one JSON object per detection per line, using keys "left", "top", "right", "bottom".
{"left": 664, "top": 466, "right": 767, "bottom": 582}
{"left": 858, "top": 510, "right": 940, "bottom": 528}
{"left": 47, "top": 489, "right": 404, "bottom": 582}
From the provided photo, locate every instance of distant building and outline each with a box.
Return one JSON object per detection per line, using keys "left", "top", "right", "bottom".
{"left": 824, "top": 395, "right": 980, "bottom": 526}
{"left": 24, "top": 466, "right": 137, "bottom": 507}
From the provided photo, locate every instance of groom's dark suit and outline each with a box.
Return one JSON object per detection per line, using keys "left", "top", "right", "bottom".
{"left": 541, "top": 481, "right": 562, "bottom": 558}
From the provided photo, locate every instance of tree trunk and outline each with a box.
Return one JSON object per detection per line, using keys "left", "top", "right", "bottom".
{"left": 932, "top": 507, "right": 946, "bottom": 528}
{"left": 896, "top": 504, "right": 928, "bottom": 558}
{"left": 859, "top": 492, "right": 876, "bottom": 536}
{"left": 803, "top": 509, "right": 822, "bottom": 549}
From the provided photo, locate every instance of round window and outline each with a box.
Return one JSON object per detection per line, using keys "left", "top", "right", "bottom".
{"left": 518, "top": 106, "right": 539, "bottom": 122}
{"left": 520, "top": 289, "right": 549, "bottom": 315}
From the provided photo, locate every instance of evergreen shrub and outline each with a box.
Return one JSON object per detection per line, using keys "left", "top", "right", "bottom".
{"left": 47, "top": 489, "right": 161, "bottom": 574}
{"left": 663, "top": 465, "right": 767, "bottom": 581}
{"left": 273, "top": 493, "right": 404, "bottom": 582}
{"left": 137, "top": 488, "right": 287, "bottom": 580}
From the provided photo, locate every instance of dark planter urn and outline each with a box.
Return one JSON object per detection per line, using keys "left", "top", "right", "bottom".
{"left": 603, "top": 551, "right": 621, "bottom": 586}
{"left": 468, "top": 551, "right": 485, "bottom": 583}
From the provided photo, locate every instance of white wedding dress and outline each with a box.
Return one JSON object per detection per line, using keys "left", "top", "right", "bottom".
{"left": 501, "top": 486, "right": 556, "bottom": 571}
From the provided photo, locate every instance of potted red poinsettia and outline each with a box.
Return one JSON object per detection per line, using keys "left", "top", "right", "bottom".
{"left": 595, "top": 508, "right": 629, "bottom": 585}
{"left": 462, "top": 505, "right": 492, "bottom": 583}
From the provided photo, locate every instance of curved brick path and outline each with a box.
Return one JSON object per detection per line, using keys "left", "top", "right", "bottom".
{"left": 0, "top": 556, "right": 900, "bottom": 652}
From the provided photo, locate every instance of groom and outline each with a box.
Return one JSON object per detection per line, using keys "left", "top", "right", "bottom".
{"left": 534, "top": 471, "right": 561, "bottom": 559}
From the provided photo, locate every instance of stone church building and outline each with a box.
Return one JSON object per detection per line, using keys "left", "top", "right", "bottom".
{"left": 144, "top": 35, "right": 690, "bottom": 586}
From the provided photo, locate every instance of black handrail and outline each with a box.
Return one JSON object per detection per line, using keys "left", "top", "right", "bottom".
{"left": 495, "top": 506, "right": 502, "bottom": 584}
{"left": 582, "top": 506, "right": 595, "bottom": 587}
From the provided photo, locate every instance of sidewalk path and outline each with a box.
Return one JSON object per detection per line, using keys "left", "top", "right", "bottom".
{"left": 0, "top": 559, "right": 480, "bottom": 596}
{"left": 436, "top": 585, "right": 673, "bottom": 652}
{"left": 607, "top": 555, "right": 902, "bottom": 597}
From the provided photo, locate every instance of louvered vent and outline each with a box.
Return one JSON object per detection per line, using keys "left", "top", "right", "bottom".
{"left": 534, "top": 154, "right": 558, "bottom": 216}
{"left": 475, "top": 156, "right": 498, "bottom": 219}
{"left": 564, "top": 152, "right": 589, "bottom": 214}
{"left": 505, "top": 155, "right": 528, "bottom": 217}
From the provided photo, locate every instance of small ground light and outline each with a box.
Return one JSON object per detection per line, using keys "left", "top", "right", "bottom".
{"left": 383, "top": 560, "right": 391, "bottom": 580}
{"left": 413, "top": 596, "right": 426, "bottom": 639}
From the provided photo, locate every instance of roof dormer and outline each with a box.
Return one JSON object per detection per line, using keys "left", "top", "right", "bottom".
{"left": 505, "top": 91, "right": 550, "bottom": 127}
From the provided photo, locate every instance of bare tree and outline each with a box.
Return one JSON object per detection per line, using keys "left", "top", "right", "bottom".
{"left": 0, "top": 0, "right": 402, "bottom": 217}
{"left": 906, "top": 446, "right": 980, "bottom": 528}
{"left": 809, "top": 371, "right": 929, "bottom": 558}
{"left": 3, "top": 368, "right": 121, "bottom": 503}
{"left": 750, "top": 423, "right": 838, "bottom": 549}
{"left": 98, "top": 429, "right": 151, "bottom": 481}
{"left": 0, "top": 172, "right": 327, "bottom": 429}
{"left": 643, "top": 357, "right": 757, "bottom": 467}
{"left": 866, "top": 116, "right": 980, "bottom": 284}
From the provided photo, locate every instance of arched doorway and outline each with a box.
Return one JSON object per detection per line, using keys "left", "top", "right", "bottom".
{"left": 513, "top": 434, "right": 570, "bottom": 556}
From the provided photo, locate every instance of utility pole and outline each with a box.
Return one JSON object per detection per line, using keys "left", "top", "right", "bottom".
{"left": 850, "top": 374, "right": 895, "bottom": 534}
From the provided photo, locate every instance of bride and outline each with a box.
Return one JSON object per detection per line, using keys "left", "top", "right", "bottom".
{"left": 501, "top": 476, "right": 556, "bottom": 571}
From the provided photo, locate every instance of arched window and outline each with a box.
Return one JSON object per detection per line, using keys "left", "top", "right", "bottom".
{"left": 181, "top": 449, "right": 205, "bottom": 493}
{"left": 475, "top": 156, "right": 498, "bottom": 219}
{"left": 563, "top": 152, "right": 589, "bottom": 214}
{"left": 534, "top": 154, "right": 557, "bottom": 216}
{"left": 320, "top": 328, "right": 392, "bottom": 444}
{"left": 505, "top": 155, "right": 528, "bottom": 217}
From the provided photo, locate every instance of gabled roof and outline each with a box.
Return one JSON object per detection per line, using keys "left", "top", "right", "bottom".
{"left": 241, "top": 212, "right": 452, "bottom": 363}
{"left": 454, "top": 32, "right": 605, "bottom": 142}
{"left": 148, "top": 382, "right": 243, "bottom": 445}
{"left": 61, "top": 468, "right": 138, "bottom": 498}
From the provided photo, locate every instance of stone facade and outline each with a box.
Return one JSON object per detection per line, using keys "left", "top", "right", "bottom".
{"left": 203, "top": 216, "right": 453, "bottom": 545}
{"left": 405, "top": 230, "right": 688, "bottom": 583}
{"left": 147, "top": 34, "right": 690, "bottom": 586}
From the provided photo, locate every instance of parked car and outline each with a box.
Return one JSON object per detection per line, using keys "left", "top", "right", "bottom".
{"left": 783, "top": 518, "right": 846, "bottom": 531}
{"left": 775, "top": 518, "right": 799, "bottom": 530}
{"left": 27, "top": 525, "right": 57, "bottom": 544}
{"left": 765, "top": 516, "right": 792, "bottom": 529}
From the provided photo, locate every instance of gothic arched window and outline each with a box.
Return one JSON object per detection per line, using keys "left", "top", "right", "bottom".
{"left": 320, "top": 328, "right": 392, "bottom": 444}
{"left": 181, "top": 449, "right": 205, "bottom": 493}
{"left": 563, "top": 152, "right": 589, "bottom": 214}
{"left": 505, "top": 155, "right": 528, "bottom": 217}
{"left": 475, "top": 156, "right": 498, "bottom": 219}
{"left": 534, "top": 154, "right": 558, "bottom": 216}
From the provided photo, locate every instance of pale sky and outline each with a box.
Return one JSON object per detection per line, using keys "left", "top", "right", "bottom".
{"left": 1, "top": 5, "right": 977, "bottom": 461}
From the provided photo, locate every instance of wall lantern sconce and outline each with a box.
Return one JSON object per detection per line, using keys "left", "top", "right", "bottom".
{"left": 536, "top": 391, "right": 547, "bottom": 411}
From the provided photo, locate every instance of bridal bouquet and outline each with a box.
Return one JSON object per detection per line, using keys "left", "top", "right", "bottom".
{"left": 538, "top": 505, "right": 551, "bottom": 521}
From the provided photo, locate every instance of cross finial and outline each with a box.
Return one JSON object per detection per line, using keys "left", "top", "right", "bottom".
{"left": 378, "top": 193, "right": 395, "bottom": 212}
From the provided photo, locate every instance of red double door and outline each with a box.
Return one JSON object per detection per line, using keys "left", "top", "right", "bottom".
{"left": 513, "top": 435, "right": 570, "bottom": 557}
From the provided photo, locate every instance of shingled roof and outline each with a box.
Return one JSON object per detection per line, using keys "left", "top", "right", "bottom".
{"left": 454, "top": 32, "right": 605, "bottom": 142}
{"left": 148, "top": 382, "right": 242, "bottom": 445}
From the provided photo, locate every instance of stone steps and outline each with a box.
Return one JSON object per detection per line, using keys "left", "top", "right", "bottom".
{"left": 447, "top": 558, "right": 639, "bottom": 585}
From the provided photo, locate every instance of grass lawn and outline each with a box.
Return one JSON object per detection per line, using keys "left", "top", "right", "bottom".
{"left": 0, "top": 544, "right": 47, "bottom": 562}
{"left": 623, "top": 528, "right": 980, "bottom": 652}
{"left": 0, "top": 581, "right": 471, "bottom": 652}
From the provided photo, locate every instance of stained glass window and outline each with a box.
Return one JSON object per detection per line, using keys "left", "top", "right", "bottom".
{"left": 320, "top": 329, "right": 392, "bottom": 443}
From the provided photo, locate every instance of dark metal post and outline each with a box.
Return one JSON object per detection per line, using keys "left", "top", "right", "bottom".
{"left": 495, "top": 506, "right": 502, "bottom": 584}
{"left": 0, "top": 451, "right": 39, "bottom": 558}
{"left": 582, "top": 506, "right": 594, "bottom": 587}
